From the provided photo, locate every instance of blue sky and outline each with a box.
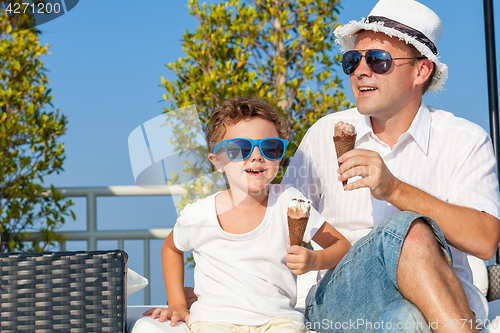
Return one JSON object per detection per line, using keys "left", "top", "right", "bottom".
{"left": 37, "top": 1, "right": 500, "bottom": 305}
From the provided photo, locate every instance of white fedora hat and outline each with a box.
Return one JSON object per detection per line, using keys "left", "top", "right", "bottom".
{"left": 334, "top": 0, "right": 448, "bottom": 92}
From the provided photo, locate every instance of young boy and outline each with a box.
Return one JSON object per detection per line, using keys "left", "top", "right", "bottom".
{"left": 145, "top": 96, "right": 351, "bottom": 332}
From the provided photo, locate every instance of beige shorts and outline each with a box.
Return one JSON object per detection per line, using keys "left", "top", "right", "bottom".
{"left": 190, "top": 317, "right": 307, "bottom": 333}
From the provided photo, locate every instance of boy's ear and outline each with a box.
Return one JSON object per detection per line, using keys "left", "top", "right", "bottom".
{"left": 208, "top": 153, "right": 224, "bottom": 173}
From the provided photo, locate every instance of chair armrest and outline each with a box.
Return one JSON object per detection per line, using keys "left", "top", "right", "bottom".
{"left": 487, "top": 264, "right": 500, "bottom": 302}
{"left": 0, "top": 250, "right": 127, "bottom": 332}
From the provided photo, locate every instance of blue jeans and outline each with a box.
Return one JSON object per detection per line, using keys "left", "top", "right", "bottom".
{"left": 306, "top": 211, "right": 452, "bottom": 333}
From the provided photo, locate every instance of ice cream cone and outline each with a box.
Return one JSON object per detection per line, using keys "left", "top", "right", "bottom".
{"left": 287, "top": 198, "right": 312, "bottom": 246}
{"left": 288, "top": 216, "right": 308, "bottom": 246}
{"left": 334, "top": 135, "right": 356, "bottom": 186}
{"left": 333, "top": 121, "right": 357, "bottom": 187}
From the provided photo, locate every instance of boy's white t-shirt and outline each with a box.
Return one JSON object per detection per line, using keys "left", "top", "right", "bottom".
{"left": 173, "top": 184, "right": 325, "bottom": 326}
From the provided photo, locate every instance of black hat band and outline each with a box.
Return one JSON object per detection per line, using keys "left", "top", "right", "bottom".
{"left": 367, "top": 16, "right": 438, "bottom": 55}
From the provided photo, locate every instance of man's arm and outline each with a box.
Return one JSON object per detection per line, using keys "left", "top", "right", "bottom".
{"left": 339, "top": 148, "right": 500, "bottom": 260}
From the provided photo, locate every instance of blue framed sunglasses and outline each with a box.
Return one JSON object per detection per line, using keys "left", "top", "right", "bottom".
{"left": 212, "top": 138, "right": 288, "bottom": 161}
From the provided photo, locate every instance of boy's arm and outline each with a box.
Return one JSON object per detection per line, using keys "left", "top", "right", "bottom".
{"left": 144, "top": 232, "right": 190, "bottom": 327}
{"left": 286, "top": 222, "right": 351, "bottom": 275}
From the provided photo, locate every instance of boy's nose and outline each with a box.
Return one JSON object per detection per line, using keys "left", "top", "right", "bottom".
{"left": 249, "top": 146, "right": 264, "bottom": 161}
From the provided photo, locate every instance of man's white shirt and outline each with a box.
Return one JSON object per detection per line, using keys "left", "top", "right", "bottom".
{"left": 282, "top": 101, "right": 500, "bottom": 322}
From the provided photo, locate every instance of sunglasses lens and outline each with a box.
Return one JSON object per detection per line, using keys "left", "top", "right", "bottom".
{"left": 342, "top": 51, "right": 360, "bottom": 75}
{"left": 342, "top": 50, "right": 393, "bottom": 75}
{"left": 226, "top": 139, "right": 252, "bottom": 160}
{"left": 366, "top": 50, "right": 392, "bottom": 74}
{"left": 261, "top": 139, "right": 285, "bottom": 160}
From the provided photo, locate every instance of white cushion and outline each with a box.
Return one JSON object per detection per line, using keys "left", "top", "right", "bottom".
{"left": 467, "top": 255, "right": 489, "bottom": 297}
{"left": 128, "top": 268, "right": 149, "bottom": 297}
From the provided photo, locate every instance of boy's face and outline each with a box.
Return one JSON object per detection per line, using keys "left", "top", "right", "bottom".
{"left": 209, "top": 117, "right": 282, "bottom": 196}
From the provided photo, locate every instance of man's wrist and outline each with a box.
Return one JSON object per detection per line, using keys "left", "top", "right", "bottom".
{"left": 387, "top": 177, "right": 404, "bottom": 207}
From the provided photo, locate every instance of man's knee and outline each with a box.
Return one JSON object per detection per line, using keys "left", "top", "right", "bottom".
{"left": 399, "top": 217, "right": 452, "bottom": 279}
{"left": 402, "top": 218, "right": 440, "bottom": 256}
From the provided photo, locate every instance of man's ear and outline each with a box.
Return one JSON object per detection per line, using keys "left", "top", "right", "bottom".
{"left": 414, "top": 58, "right": 434, "bottom": 86}
{"left": 208, "top": 153, "right": 224, "bottom": 173}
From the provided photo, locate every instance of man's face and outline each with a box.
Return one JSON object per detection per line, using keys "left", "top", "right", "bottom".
{"left": 350, "top": 31, "right": 421, "bottom": 121}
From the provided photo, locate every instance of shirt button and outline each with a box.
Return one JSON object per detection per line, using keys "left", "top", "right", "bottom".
{"left": 384, "top": 157, "right": 389, "bottom": 163}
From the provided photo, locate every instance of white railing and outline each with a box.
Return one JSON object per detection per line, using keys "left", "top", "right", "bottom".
{"left": 51, "top": 185, "right": 186, "bottom": 305}
{"left": 42, "top": 185, "right": 498, "bottom": 305}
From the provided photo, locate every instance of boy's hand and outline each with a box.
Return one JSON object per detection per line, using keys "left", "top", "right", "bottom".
{"left": 286, "top": 245, "right": 316, "bottom": 275}
{"left": 143, "top": 306, "right": 190, "bottom": 328}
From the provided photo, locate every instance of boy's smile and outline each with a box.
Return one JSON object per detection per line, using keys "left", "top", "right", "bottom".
{"left": 245, "top": 167, "right": 266, "bottom": 176}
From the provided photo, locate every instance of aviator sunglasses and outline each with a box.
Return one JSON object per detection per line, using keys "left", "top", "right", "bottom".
{"left": 213, "top": 138, "right": 288, "bottom": 161}
{"left": 342, "top": 49, "right": 425, "bottom": 75}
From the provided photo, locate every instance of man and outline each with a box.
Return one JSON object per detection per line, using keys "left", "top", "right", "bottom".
{"left": 282, "top": 0, "right": 500, "bottom": 332}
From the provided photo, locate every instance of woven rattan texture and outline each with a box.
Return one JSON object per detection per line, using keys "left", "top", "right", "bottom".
{"left": 0, "top": 250, "right": 127, "bottom": 332}
{"left": 487, "top": 264, "right": 500, "bottom": 302}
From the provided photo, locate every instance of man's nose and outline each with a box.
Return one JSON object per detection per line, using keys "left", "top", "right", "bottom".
{"left": 353, "top": 56, "right": 372, "bottom": 77}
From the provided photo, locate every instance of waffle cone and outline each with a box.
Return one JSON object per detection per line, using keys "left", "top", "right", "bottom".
{"left": 334, "top": 134, "right": 357, "bottom": 186}
{"left": 288, "top": 216, "right": 308, "bottom": 246}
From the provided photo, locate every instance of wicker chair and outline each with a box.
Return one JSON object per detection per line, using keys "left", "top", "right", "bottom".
{"left": 0, "top": 250, "right": 127, "bottom": 333}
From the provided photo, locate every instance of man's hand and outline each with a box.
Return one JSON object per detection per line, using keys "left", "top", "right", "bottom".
{"left": 338, "top": 148, "right": 399, "bottom": 201}
{"left": 286, "top": 245, "right": 316, "bottom": 275}
{"left": 143, "top": 305, "right": 190, "bottom": 328}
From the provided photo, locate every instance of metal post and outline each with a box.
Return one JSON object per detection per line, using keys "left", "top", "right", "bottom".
{"left": 87, "top": 192, "right": 97, "bottom": 251}
{"left": 484, "top": 0, "right": 500, "bottom": 263}
{"left": 144, "top": 238, "right": 151, "bottom": 305}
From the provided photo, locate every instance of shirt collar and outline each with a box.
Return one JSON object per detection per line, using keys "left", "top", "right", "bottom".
{"left": 356, "top": 114, "right": 373, "bottom": 141}
{"left": 406, "top": 101, "right": 431, "bottom": 155}
{"left": 356, "top": 101, "right": 431, "bottom": 155}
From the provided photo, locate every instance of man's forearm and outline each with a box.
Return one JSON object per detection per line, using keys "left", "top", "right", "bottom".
{"left": 388, "top": 179, "right": 500, "bottom": 260}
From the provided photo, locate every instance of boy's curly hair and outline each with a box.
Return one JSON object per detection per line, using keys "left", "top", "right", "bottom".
{"left": 206, "top": 96, "right": 290, "bottom": 151}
